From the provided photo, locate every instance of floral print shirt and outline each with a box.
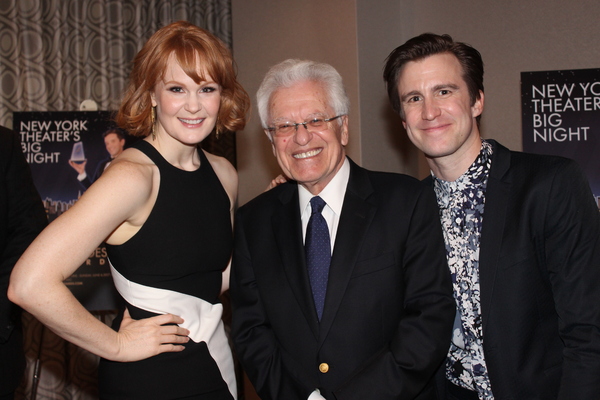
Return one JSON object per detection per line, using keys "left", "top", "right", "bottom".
{"left": 433, "top": 140, "right": 494, "bottom": 399}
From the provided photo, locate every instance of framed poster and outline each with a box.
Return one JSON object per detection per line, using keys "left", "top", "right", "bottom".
{"left": 14, "top": 111, "right": 122, "bottom": 311}
{"left": 521, "top": 68, "right": 600, "bottom": 209}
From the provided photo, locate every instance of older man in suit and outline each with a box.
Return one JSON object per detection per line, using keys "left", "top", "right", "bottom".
{"left": 231, "top": 59, "right": 455, "bottom": 400}
{"left": 383, "top": 33, "right": 600, "bottom": 399}
{"left": 0, "top": 126, "right": 47, "bottom": 399}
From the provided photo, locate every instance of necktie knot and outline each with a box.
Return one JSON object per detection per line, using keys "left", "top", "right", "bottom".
{"left": 310, "top": 196, "right": 326, "bottom": 215}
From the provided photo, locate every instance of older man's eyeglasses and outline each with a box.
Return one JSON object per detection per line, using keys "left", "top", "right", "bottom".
{"left": 267, "top": 115, "right": 344, "bottom": 137}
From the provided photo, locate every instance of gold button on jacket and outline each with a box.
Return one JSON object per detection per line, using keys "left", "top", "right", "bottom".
{"left": 319, "top": 363, "right": 329, "bottom": 373}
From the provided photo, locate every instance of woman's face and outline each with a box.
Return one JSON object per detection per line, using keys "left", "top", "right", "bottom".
{"left": 151, "top": 54, "right": 221, "bottom": 146}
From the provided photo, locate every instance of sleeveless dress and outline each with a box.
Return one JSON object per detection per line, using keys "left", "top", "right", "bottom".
{"left": 98, "top": 140, "right": 236, "bottom": 400}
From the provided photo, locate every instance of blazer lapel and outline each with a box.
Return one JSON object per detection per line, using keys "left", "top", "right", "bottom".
{"left": 272, "top": 184, "right": 320, "bottom": 338}
{"left": 479, "top": 140, "right": 511, "bottom": 327}
{"left": 318, "top": 160, "right": 376, "bottom": 345}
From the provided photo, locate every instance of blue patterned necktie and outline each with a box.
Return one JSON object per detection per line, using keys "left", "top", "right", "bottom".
{"left": 305, "top": 196, "right": 331, "bottom": 321}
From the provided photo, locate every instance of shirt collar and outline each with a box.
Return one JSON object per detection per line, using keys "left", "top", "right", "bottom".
{"left": 299, "top": 157, "right": 350, "bottom": 217}
{"left": 433, "top": 140, "right": 493, "bottom": 208}
{"left": 433, "top": 140, "right": 493, "bottom": 191}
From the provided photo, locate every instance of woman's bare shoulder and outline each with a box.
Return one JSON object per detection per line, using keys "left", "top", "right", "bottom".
{"left": 86, "top": 146, "right": 158, "bottom": 216}
{"left": 103, "top": 147, "right": 155, "bottom": 183}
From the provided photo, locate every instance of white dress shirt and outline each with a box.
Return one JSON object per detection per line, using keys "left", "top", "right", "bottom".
{"left": 297, "top": 158, "right": 350, "bottom": 400}
{"left": 298, "top": 158, "right": 350, "bottom": 249}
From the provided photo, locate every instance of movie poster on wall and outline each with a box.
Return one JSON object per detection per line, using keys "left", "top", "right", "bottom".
{"left": 13, "top": 111, "right": 122, "bottom": 311}
{"left": 521, "top": 68, "right": 600, "bottom": 209}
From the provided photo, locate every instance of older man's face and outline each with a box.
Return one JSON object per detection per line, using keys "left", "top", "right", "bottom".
{"left": 267, "top": 80, "right": 348, "bottom": 195}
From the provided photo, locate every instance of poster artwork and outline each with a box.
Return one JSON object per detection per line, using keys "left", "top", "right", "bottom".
{"left": 521, "top": 68, "right": 600, "bottom": 209}
{"left": 14, "top": 111, "right": 123, "bottom": 311}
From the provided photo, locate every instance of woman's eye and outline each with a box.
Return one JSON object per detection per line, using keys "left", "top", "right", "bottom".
{"left": 169, "top": 87, "right": 184, "bottom": 93}
{"left": 201, "top": 86, "right": 218, "bottom": 93}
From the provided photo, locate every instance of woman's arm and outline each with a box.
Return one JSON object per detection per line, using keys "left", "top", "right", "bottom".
{"left": 8, "top": 153, "right": 190, "bottom": 361}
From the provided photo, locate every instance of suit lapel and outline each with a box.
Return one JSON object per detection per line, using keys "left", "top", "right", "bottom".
{"left": 272, "top": 184, "right": 320, "bottom": 338}
{"left": 479, "top": 141, "right": 511, "bottom": 327}
{"left": 318, "top": 161, "right": 376, "bottom": 345}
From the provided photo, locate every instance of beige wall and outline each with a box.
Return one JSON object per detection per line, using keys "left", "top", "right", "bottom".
{"left": 233, "top": 0, "right": 600, "bottom": 206}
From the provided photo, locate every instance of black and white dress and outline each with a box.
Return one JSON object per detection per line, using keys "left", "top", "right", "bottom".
{"left": 99, "top": 140, "right": 236, "bottom": 400}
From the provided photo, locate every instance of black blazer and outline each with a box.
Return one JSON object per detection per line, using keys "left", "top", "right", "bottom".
{"left": 231, "top": 158, "right": 455, "bottom": 400}
{"left": 430, "top": 140, "right": 600, "bottom": 400}
{"left": 0, "top": 126, "right": 47, "bottom": 394}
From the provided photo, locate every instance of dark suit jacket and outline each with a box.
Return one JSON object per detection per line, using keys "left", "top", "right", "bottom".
{"left": 0, "top": 126, "right": 47, "bottom": 395}
{"left": 231, "top": 158, "right": 455, "bottom": 400}
{"left": 430, "top": 140, "right": 600, "bottom": 400}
